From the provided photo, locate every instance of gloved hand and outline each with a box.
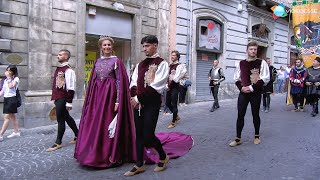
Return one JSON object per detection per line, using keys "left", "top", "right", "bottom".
{"left": 294, "top": 79, "right": 301, "bottom": 84}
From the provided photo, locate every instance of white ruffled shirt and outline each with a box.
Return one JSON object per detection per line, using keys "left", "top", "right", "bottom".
{"left": 59, "top": 62, "right": 76, "bottom": 107}
{"left": 130, "top": 53, "right": 169, "bottom": 103}
{"left": 234, "top": 59, "right": 270, "bottom": 92}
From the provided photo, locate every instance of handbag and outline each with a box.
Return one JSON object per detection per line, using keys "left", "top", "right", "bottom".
{"left": 184, "top": 79, "right": 192, "bottom": 88}
{"left": 16, "top": 88, "right": 21, "bottom": 107}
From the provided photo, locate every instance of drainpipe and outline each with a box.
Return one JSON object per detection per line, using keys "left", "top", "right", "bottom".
{"left": 186, "top": 0, "right": 193, "bottom": 68}
{"left": 287, "top": 8, "right": 292, "bottom": 65}
{"left": 186, "top": 0, "right": 193, "bottom": 102}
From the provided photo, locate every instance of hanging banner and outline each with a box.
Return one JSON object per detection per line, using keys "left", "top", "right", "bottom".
{"left": 85, "top": 51, "right": 97, "bottom": 85}
{"left": 292, "top": 2, "right": 320, "bottom": 68}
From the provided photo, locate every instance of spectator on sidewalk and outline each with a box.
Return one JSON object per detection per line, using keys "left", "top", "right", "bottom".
{"left": 262, "top": 58, "right": 277, "bottom": 113}
{"left": 277, "top": 66, "right": 286, "bottom": 93}
{"left": 0, "top": 65, "right": 21, "bottom": 142}
{"left": 284, "top": 63, "right": 292, "bottom": 92}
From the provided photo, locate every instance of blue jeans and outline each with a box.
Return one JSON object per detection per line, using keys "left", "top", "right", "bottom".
{"left": 277, "top": 79, "right": 285, "bottom": 93}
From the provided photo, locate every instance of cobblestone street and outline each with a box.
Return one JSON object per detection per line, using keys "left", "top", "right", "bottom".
{"left": 0, "top": 94, "right": 320, "bottom": 180}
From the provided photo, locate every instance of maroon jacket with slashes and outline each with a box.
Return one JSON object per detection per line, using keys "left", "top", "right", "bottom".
{"left": 235, "top": 59, "right": 264, "bottom": 93}
{"left": 130, "top": 57, "right": 164, "bottom": 105}
{"left": 51, "top": 65, "right": 75, "bottom": 103}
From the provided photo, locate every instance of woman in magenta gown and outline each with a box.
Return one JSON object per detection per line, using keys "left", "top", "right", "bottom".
{"left": 74, "top": 36, "right": 193, "bottom": 169}
{"left": 74, "top": 36, "right": 136, "bottom": 167}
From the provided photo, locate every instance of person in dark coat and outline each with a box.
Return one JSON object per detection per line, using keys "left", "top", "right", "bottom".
{"left": 262, "top": 58, "right": 277, "bottom": 113}
{"left": 305, "top": 57, "right": 320, "bottom": 116}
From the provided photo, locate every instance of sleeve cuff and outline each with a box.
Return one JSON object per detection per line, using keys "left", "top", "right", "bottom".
{"left": 134, "top": 96, "right": 140, "bottom": 104}
{"left": 66, "top": 103, "right": 72, "bottom": 108}
{"left": 249, "top": 85, "right": 254, "bottom": 92}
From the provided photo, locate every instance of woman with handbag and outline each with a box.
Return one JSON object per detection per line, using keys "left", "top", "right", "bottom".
{"left": 0, "top": 65, "right": 20, "bottom": 141}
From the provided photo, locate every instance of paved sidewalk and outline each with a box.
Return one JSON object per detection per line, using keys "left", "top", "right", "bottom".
{"left": 0, "top": 94, "right": 320, "bottom": 180}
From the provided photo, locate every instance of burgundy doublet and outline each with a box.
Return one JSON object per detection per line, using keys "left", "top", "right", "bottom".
{"left": 130, "top": 57, "right": 164, "bottom": 105}
{"left": 51, "top": 65, "right": 75, "bottom": 103}
{"left": 236, "top": 59, "right": 264, "bottom": 92}
{"left": 168, "top": 63, "right": 180, "bottom": 89}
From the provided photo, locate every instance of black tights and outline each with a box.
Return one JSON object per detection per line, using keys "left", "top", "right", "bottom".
{"left": 236, "top": 93, "right": 261, "bottom": 138}
{"left": 134, "top": 102, "right": 166, "bottom": 167}
{"left": 166, "top": 87, "right": 179, "bottom": 122}
{"left": 291, "top": 93, "right": 304, "bottom": 109}
{"left": 262, "top": 93, "right": 271, "bottom": 108}
{"left": 54, "top": 99, "right": 78, "bottom": 145}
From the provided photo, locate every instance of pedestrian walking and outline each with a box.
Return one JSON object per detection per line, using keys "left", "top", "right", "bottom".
{"left": 0, "top": 65, "right": 21, "bottom": 142}
{"left": 47, "top": 50, "right": 79, "bottom": 152}
{"left": 125, "top": 35, "right": 170, "bottom": 176}
{"left": 74, "top": 36, "right": 136, "bottom": 167}
{"left": 166, "top": 50, "right": 187, "bottom": 129}
{"left": 208, "top": 60, "right": 225, "bottom": 112}
{"left": 229, "top": 41, "right": 270, "bottom": 147}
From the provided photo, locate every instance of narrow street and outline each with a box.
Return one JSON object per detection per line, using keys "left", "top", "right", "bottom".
{"left": 0, "top": 94, "right": 319, "bottom": 180}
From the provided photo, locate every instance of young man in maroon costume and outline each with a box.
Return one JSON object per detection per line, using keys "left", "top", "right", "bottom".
{"left": 229, "top": 41, "right": 270, "bottom": 147}
{"left": 125, "top": 35, "right": 169, "bottom": 176}
{"left": 47, "top": 49, "right": 78, "bottom": 152}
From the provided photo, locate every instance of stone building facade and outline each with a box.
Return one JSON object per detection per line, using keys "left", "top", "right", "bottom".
{"left": 0, "top": 0, "right": 296, "bottom": 128}
{"left": 0, "top": 0, "right": 171, "bottom": 128}
{"left": 170, "top": 0, "right": 295, "bottom": 102}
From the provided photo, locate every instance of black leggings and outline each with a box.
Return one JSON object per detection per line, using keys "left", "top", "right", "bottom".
{"left": 134, "top": 102, "right": 166, "bottom": 167}
{"left": 236, "top": 93, "right": 261, "bottom": 138}
{"left": 54, "top": 99, "right": 78, "bottom": 145}
{"left": 262, "top": 93, "right": 271, "bottom": 108}
{"left": 211, "top": 85, "right": 219, "bottom": 106}
{"left": 166, "top": 87, "right": 179, "bottom": 122}
{"left": 179, "top": 85, "right": 187, "bottom": 103}
{"left": 291, "top": 93, "right": 304, "bottom": 109}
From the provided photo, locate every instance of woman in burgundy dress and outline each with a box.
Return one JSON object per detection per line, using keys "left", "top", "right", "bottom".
{"left": 74, "top": 36, "right": 136, "bottom": 167}
{"left": 75, "top": 36, "right": 194, "bottom": 169}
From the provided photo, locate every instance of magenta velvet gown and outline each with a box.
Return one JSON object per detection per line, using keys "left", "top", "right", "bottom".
{"left": 74, "top": 57, "right": 194, "bottom": 168}
{"left": 74, "top": 57, "right": 136, "bottom": 168}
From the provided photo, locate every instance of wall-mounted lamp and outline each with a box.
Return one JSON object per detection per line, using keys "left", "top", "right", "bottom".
{"left": 88, "top": 6, "right": 96, "bottom": 16}
{"left": 237, "top": 1, "right": 243, "bottom": 12}
{"left": 113, "top": 2, "right": 124, "bottom": 11}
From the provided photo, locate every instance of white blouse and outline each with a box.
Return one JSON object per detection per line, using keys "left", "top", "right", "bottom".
{"left": 3, "top": 77, "right": 20, "bottom": 98}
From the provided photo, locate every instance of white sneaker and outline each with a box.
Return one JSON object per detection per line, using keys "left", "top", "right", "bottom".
{"left": 0, "top": 136, "right": 3, "bottom": 141}
{"left": 7, "top": 131, "right": 21, "bottom": 138}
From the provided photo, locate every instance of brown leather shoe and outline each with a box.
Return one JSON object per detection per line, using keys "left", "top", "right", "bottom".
{"left": 124, "top": 165, "right": 145, "bottom": 176}
{"left": 176, "top": 115, "right": 181, "bottom": 122}
{"left": 69, "top": 137, "right": 77, "bottom": 144}
{"left": 167, "top": 122, "right": 176, "bottom": 129}
{"left": 46, "top": 144, "right": 63, "bottom": 152}
{"left": 154, "top": 155, "right": 169, "bottom": 172}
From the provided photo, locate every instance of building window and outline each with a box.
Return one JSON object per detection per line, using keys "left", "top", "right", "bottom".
{"left": 252, "top": 24, "right": 269, "bottom": 40}
{"left": 196, "top": 17, "right": 223, "bottom": 53}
